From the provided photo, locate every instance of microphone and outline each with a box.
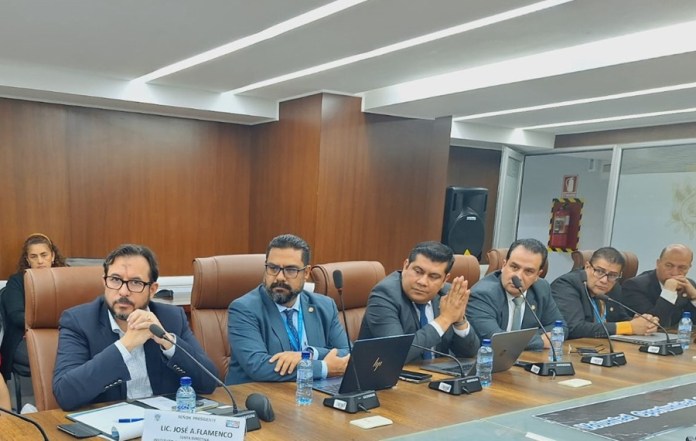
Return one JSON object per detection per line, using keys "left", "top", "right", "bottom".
{"left": 580, "top": 282, "right": 627, "bottom": 367}
{"left": 149, "top": 324, "right": 262, "bottom": 430}
{"left": 322, "top": 270, "right": 380, "bottom": 414}
{"left": 0, "top": 407, "right": 49, "bottom": 440}
{"left": 594, "top": 293, "right": 683, "bottom": 356}
{"left": 511, "top": 276, "right": 574, "bottom": 377}
{"left": 412, "top": 343, "right": 482, "bottom": 395}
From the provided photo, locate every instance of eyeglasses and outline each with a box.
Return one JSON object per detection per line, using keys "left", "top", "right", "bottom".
{"left": 104, "top": 276, "right": 152, "bottom": 293}
{"left": 589, "top": 263, "right": 622, "bottom": 282}
{"left": 264, "top": 264, "right": 307, "bottom": 279}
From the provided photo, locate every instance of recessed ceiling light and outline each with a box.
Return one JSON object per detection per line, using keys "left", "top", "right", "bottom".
{"left": 133, "top": 0, "right": 368, "bottom": 83}
{"left": 523, "top": 107, "right": 696, "bottom": 130}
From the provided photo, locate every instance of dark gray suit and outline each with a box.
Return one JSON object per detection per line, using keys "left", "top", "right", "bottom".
{"left": 226, "top": 286, "right": 349, "bottom": 385}
{"left": 620, "top": 270, "right": 696, "bottom": 327}
{"left": 551, "top": 269, "right": 630, "bottom": 339}
{"left": 468, "top": 271, "right": 564, "bottom": 350}
{"left": 358, "top": 271, "right": 479, "bottom": 363}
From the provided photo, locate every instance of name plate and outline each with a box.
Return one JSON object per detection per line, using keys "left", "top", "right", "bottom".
{"left": 142, "top": 409, "right": 246, "bottom": 441}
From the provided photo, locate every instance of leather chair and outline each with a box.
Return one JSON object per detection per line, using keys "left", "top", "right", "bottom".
{"left": 485, "top": 248, "right": 548, "bottom": 278}
{"left": 190, "top": 254, "right": 266, "bottom": 382}
{"left": 449, "top": 254, "right": 481, "bottom": 286}
{"left": 24, "top": 266, "right": 105, "bottom": 411}
{"left": 310, "top": 261, "right": 385, "bottom": 342}
{"left": 570, "top": 249, "right": 639, "bottom": 283}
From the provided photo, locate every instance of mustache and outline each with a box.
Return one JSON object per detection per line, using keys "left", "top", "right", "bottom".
{"left": 270, "top": 281, "right": 293, "bottom": 292}
{"left": 115, "top": 297, "right": 135, "bottom": 306}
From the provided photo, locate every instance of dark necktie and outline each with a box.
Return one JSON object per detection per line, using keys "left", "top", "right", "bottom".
{"left": 511, "top": 296, "right": 525, "bottom": 330}
{"left": 283, "top": 309, "right": 300, "bottom": 350}
{"left": 416, "top": 303, "right": 433, "bottom": 360}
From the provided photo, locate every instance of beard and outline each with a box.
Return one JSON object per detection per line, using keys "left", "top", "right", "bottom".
{"left": 109, "top": 296, "right": 148, "bottom": 320}
{"left": 266, "top": 280, "right": 302, "bottom": 305}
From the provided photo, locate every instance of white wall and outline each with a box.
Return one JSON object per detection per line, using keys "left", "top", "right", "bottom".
{"left": 517, "top": 154, "right": 611, "bottom": 281}
{"left": 612, "top": 172, "right": 696, "bottom": 274}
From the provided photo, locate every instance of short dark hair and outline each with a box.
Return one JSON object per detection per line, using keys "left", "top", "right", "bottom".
{"left": 507, "top": 238, "right": 548, "bottom": 271}
{"left": 407, "top": 241, "right": 455, "bottom": 273}
{"left": 590, "top": 247, "right": 625, "bottom": 269}
{"left": 103, "top": 244, "right": 159, "bottom": 282}
{"left": 266, "top": 234, "right": 311, "bottom": 266}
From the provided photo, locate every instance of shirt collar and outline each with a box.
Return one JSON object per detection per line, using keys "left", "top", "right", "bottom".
{"left": 275, "top": 293, "right": 302, "bottom": 314}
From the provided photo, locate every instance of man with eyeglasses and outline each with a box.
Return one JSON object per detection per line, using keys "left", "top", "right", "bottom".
{"left": 620, "top": 244, "right": 696, "bottom": 327}
{"left": 225, "top": 234, "right": 349, "bottom": 385}
{"left": 53, "top": 244, "right": 217, "bottom": 410}
{"left": 551, "top": 247, "right": 658, "bottom": 339}
{"left": 358, "top": 241, "right": 479, "bottom": 362}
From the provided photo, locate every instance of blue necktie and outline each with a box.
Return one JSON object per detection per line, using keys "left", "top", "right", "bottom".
{"left": 416, "top": 303, "right": 433, "bottom": 360}
{"left": 283, "top": 309, "right": 300, "bottom": 351}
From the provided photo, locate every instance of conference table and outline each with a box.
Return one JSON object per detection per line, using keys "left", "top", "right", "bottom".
{"left": 4, "top": 338, "right": 696, "bottom": 440}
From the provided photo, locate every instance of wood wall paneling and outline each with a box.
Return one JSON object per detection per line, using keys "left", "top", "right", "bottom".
{"left": 0, "top": 99, "right": 252, "bottom": 278}
{"left": 248, "top": 95, "right": 323, "bottom": 255}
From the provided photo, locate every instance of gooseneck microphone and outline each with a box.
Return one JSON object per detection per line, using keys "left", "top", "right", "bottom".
{"left": 594, "top": 293, "right": 683, "bottom": 356}
{"left": 411, "top": 343, "right": 482, "bottom": 395}
{"left": 580, "top": 282, "right": 627, "bottom": 367}
{"left": 511, "top": 276, "right": 574, "bottom": 377}
{"left": 322, "top": 270, "right": 380, "bottom": 414}
{"left": 0, "top": 407, "right": 49, "bottom": 440}
{"left": 149, "top": 324, "right": 263, "bottom": 430}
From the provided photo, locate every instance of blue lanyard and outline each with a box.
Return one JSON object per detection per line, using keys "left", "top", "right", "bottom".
{"left": 283, "top": 307, "right": 305, "bottom": 351}
{"left": 590, "top": 297, "right": 606, "bottom": 323}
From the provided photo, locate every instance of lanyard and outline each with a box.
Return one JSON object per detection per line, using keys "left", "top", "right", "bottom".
{"left": 590, "top": 297, "right": 606, "bottom": 323}
{"left": 283, "top": 307, "right": 305, "bottom": 352}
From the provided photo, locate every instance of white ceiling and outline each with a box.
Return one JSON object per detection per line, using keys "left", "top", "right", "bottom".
{"left": 3, "top": 0, "right": 696, "bottom": 149}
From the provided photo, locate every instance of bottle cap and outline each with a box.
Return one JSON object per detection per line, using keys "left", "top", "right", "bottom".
{"left": 684, "top": 312, "right": 692, "bottom": 319}
{"left": 301, "top": 351, "right": 311, "bottom": 360}
{"left": 180, "top": 376, "right": 192, "bottom": 386}
{"left": 482, "top": 338, "right": 491, "bottom": 346}
{"left": 554, "top": 320, "right": 564, "bottom": 326}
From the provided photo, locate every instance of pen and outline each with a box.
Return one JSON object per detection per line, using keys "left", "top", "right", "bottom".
{"left": 118, "top": 418, "right": 144, "bottom": 423}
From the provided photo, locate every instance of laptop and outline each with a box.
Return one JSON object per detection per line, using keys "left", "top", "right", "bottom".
{"left": 610, "top": 333, "right": 679, "bottom": 345}
{"left": 313, "top": 334, "right": 415, "bottom": 396}
{"left": 420, "top": 328, "right": 537, "bottom": 376}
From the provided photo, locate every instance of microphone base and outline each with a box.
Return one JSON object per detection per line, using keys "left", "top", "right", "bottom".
{"left": 639, "top": 342, "right": 683, "bottom": 356}
{"left": 428, "top": 376, "right": 482, "bottom": 395}
{"left": 581, "top": 352, "right": 627, "bottom": 367}
{"left": 323, "top": 390, "right": 380, "bottom": 413}
{"left": 208, "top": 408, "right": 261, "bottom": 431}
{"left": 524, "top": 361, "right": 575, "bottom": 376}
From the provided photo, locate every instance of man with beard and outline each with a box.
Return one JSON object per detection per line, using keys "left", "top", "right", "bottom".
{"left": 53, "top": 244, "right": 217, "bottom": 410}
{"left": 551, "top": 247, "right": 658, "bottom": 339}
{"left": 225, "top": 234, "right": 349, "bottom": 385}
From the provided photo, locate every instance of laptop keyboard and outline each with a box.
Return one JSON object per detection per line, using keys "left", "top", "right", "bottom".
{"left": 438, "top": 360, "right": 476, "bottom": 376}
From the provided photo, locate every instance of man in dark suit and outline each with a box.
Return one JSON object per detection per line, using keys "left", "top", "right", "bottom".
{"left": 551, "top": 247, "right": 657, "bottom": 339}
{"left": 226, "top": 234, "right": 349, "bottom": 385}
{"left": 358, "top": 241, "right": 479, "bottom": 363}
{"left": 621, "top": 244, "right": 696, "bottom": 327}
{"left": 53, "top": 244, "right": 217, "bottom": 410}
{"left": 468, "top": 238, "right": 564, "bottom": 350}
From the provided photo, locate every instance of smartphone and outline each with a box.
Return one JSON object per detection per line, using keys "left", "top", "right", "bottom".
{"left": 399, "top": 370, "right": 432, "bottom": 383}
{"left": 57, "top": 423, "right": 102, "bottom": 439}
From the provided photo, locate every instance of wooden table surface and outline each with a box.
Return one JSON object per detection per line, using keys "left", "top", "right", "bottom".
{"left": 4, "top": 338, "right": 696, "bottom": 440}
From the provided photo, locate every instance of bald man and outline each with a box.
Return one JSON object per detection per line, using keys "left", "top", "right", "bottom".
{"left": 621, "top": 244, "right": 696, "bottom": 327}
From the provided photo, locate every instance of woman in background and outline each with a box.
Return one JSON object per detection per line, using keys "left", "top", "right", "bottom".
{"left": 1, "top": 234, "right": 67, "bottom": 382}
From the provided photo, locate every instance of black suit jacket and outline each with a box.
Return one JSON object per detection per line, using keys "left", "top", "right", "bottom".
{"left": 53, "top": 297, "right": 217, "bottom": 410}
{"left": 0, "top": 272, "right": 27, "bottom": 380}
{"left": 358, "top": 271, "right": 479, "bottom": 363}
{"left": 550, "top": 269, "right": 630, "bottom": 339}
{"left": 620, "top": 270, "right": 696, "bottom": 327}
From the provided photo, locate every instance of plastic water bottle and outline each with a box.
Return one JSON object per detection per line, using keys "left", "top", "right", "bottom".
{"left": 176, "top": 376, "right": 196, "bottom": 413}
{"left": 549, "top": 320, "right": 565, "bottom": 362}
{"left": 678, "top": 312, "right": 692, "bottom": 350}
{"left": 476, "top": 339, "right": 493, "bottom": 387}
{"left": 296, "top": 351, "right": 313, "bottom": 405}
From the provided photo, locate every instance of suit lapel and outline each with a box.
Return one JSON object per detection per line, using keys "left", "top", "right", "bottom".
{"left": 260, "top": 288, "right": 294, "bottom": 351}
